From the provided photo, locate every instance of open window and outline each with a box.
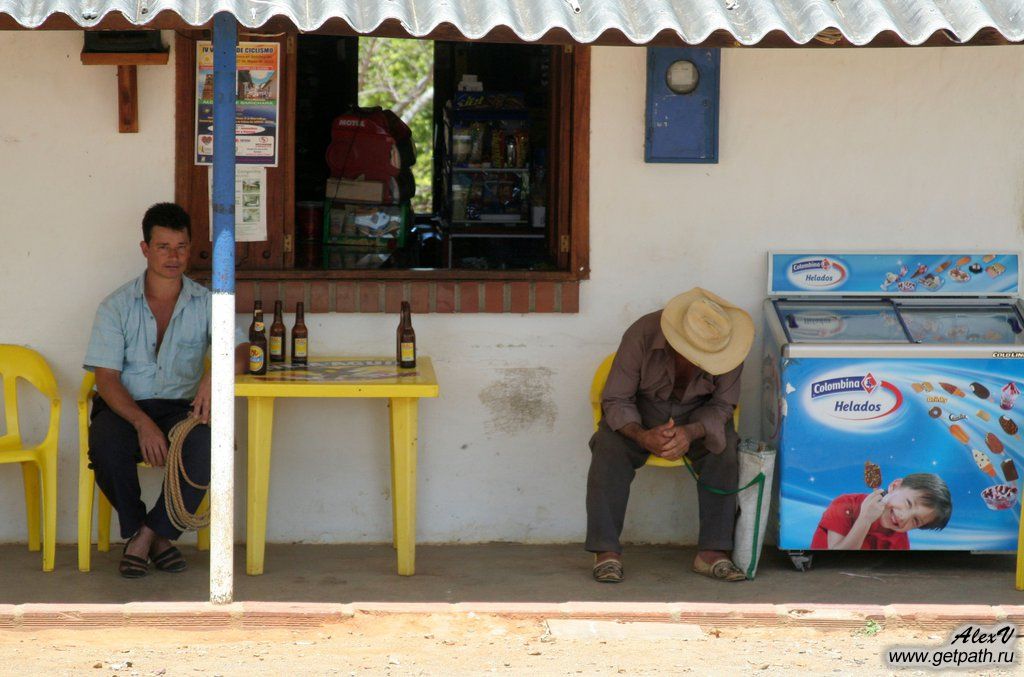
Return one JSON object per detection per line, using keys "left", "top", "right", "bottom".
{"left": 175, "top": 31, "right": 589, "bottom": 312}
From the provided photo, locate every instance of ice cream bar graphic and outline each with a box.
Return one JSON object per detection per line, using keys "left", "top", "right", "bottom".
{"left": 985, "top": 433, "right": 1005, "bottom": 455}
{"left": 969, "top": 382, "right": 990, "bottom": 399}
{"left": 1001, "top": 382, "right": 1020, "bottom": 411}
{"left": 1000, "top": 415, "right": 1018, "bottom": 436}
{"left": 864, "top": 461, "right": 882, "bottom": 489}
{"left": 1002, "top": 458, "right": 1019, "bottom": 482}
{"left": 973, "top": 449, "right": 997, "bottom": 477}
{"left": 949, "top": 424, "right": 969, "bottom": 444}
{"left": 940, "top": 382, "right": 965, "bottom": 397}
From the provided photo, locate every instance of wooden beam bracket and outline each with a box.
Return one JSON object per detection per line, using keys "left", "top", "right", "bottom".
{"left": 80, "top": 50, "right": 170, "bottom": 133}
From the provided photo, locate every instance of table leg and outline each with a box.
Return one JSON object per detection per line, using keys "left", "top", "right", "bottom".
{"left": 246, "top": 396, "right": 275, "bottom": 576}
{"left": 389, "top": 397, "right": 418, "bottom": 576}
{"left": 388, "top": 401, "right": 397, "bottom": 550}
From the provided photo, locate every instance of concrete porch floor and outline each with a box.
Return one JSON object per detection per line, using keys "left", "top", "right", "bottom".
{"left": 1, "top": 543, "right": 1021, "bottom": 606}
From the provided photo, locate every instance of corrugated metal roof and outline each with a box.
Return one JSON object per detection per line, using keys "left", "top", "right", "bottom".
{"left": 2, "top": 0, "right": 1022, "bottom": 46}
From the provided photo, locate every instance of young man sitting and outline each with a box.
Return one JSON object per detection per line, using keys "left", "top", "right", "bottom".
{"left": 84, "top": 202, "right": 248, "bottom": 578}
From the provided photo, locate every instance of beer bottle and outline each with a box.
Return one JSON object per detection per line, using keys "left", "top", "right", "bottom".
{"left": 396, "top": 301, "right": 416, "bottom": 369}
{"left": 269, "top": 300, "right": 286, "bottom": 363}
{"left": 291, "top": 301, "right": 308, "bottom": 367}
{"left": 248, "top": 300, "right": 267, "bottom": 375}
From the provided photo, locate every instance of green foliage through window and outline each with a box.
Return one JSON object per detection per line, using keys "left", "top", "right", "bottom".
{"left": 358, "top": 37, "right": 434, "bottom": 214}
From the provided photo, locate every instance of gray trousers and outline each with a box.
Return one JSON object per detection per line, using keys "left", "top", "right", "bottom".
{"left": 585, "top": 419, "right": 739, "bottom": 553}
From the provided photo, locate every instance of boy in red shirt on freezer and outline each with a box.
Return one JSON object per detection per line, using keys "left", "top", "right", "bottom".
{"left": 811, "top": 473, "right": 952, "bottom": 550}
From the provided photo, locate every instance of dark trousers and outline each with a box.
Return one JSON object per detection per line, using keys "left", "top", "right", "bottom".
{"left": 88, "top": 397, "right": 210, "bottom": 541}
{"left": 585, "top": 420, "right": 739, "bottom": 553}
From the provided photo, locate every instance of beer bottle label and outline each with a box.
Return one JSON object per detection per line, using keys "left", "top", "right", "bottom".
{"left": 294, "top": 338, "right": 308, "bottom": 358}
{"left": 270, "top": 336, "right": 283, "bottom": 356}
{"left": 401, "top": 342, "right": 415, "bottom": 362}
{"left": 254, "top": 321, "right": 265, "bottom": 333}
{"left": 248, "top": 345, "right": 265, "bottom": 372}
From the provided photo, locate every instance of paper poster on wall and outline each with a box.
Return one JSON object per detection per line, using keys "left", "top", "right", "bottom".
{"left": 208, "top": 166, "right": 268, "bottom": 242}
{"left": 195, "top": 41, "right": 279, "bottom": 166}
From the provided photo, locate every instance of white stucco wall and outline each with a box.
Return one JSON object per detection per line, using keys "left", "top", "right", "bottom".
{"left": 2, "top": 33, "right": 1024, "bottom": 548}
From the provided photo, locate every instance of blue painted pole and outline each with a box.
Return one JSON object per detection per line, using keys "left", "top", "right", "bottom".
{"left": 210, "top": 11, "right": 237, "bottom": 605}
{"left": 212, "top": 12, "right": 237, "bottom": 294}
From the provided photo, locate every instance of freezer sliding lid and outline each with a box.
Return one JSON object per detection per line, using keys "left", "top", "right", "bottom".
{"left": 899, "top": 305, "right": 1024, "bottom": 345}
{"left": 774, "top": 300, "right": 910, "bottom": 343}
{"left": 768, "top": 252, "right": 1021, "bottom": 297}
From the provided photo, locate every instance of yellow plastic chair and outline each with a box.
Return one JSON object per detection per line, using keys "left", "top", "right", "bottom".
{"left": 0, "top": 345, "right": 60, "bottom": 572}
{"left": 77, "top": 371, "right": 209, "bottom": 572}
{"left": 589, "top": 353, "right": 739, "bottom": 468}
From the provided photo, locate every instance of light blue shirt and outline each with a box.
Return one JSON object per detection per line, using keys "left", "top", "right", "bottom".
{"left": 84, "top": 272, "right": 213, "bottom": 401}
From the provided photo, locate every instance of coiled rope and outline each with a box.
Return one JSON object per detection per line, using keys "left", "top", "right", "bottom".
{"left": 164, "top": 416, "right": 210, "bottom": 532}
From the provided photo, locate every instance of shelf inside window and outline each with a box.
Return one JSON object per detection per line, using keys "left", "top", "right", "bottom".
{"left": 451, "top": 167, "right": 531, "bottom": 174}
{"left": 449, "top": 225, "right": 544, "bottom": 238}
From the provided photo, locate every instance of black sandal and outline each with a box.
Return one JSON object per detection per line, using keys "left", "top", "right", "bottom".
{"left": 119, "top": 535, "right": 149, "bottom": 579}
{"left": 151, "top": 545, "right": 188, "bottom": 573}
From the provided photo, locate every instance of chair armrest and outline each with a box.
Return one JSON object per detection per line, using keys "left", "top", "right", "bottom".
{"left": 41, "top": 398, "right": 61, "bottom": 450}
{"left": 78, "top": 375, "right": 97, "bottom": 407}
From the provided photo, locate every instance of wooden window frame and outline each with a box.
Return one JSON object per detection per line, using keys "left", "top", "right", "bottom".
{"left": 174, "top": 31, "right": 590, "bottom": 302}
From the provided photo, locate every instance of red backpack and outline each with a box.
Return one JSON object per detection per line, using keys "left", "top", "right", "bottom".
{"left": 326, "top": 107, "right": 416, "bottom": 204}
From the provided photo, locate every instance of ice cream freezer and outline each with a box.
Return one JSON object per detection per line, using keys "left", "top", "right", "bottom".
{"left": 762, "top": 251, "right": 1024, "bottom": 571}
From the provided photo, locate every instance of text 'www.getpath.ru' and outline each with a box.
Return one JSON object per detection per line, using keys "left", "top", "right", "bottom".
{"left": 886, "top": 622, "right": 1018, "bottom": 669}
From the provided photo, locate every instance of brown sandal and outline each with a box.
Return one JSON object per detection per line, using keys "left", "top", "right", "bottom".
{"left": 692, "top": 556, "right": 746, "bottom": 582}
{"left": 593, "top": 557, "right": 624, "bottom": 583}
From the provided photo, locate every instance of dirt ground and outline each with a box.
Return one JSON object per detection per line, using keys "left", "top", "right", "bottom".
{"left": 0, "top": 613, "right": 986, "bottom": 676}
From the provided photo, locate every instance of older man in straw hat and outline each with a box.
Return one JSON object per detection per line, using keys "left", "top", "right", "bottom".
{"left": 586, "top": 288, "right": 754, "bottom": 583}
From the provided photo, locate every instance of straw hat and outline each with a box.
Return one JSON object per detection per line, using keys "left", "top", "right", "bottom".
{"left": 660, "top": 288, "right": 754, "bottom": 375}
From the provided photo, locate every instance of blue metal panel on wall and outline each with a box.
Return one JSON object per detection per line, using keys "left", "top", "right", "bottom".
{"left": 645, "top": 48, "right": 720, "bottom": 163}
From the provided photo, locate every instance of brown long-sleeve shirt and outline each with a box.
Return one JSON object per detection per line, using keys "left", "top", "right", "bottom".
{"left": 601, "top": 310, "right": 742, "bottom": 453}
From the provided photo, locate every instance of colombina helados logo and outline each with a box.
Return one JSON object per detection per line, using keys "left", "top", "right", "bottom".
{"left": 808, "top": 373, "right": 903, "bottom": 422}
{"left": 786, "top": 256, "right": 848, "bottom": 289}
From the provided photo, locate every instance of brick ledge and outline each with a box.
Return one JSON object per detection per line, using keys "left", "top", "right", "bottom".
{"left": 0, "top": 602, "right": 1017, "bottom": 630}
{"left": 223, "top": 280, "right": 580, "bottom": 314}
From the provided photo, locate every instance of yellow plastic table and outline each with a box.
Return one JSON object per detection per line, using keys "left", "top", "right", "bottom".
{"left": 235, "top": 357, "right": 439, "bottom": 576}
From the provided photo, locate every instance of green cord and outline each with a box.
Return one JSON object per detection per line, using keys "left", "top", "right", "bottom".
{"left": 682, "top": 457, "right": 767, "bottom": 579}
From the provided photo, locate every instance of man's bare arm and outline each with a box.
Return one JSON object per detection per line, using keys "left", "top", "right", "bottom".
{"left": 190, "top": 343, "right": 252, "bottom": 423}
{"left": 94, "top": 367, "right": 168, "bottom": 467}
